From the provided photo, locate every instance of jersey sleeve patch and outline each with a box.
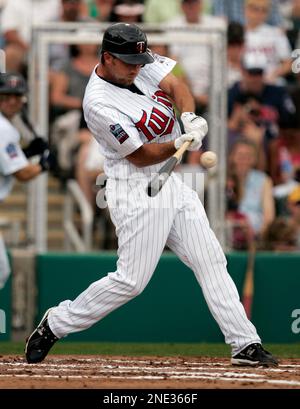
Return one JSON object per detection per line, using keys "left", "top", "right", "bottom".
{"left": 5, "top": 143, "right": 18, "bottom": 159}
{"left": 109, "top": 124, "right": 129, "bottom": 144}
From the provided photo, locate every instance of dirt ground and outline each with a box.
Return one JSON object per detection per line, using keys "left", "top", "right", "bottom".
{"left": 0, "top": 355, "right": 299, "bottom": 389}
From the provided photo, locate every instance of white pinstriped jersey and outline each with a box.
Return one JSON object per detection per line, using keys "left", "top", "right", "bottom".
{"left": 83, "top": 54, "right": 182, "bottom": 179}
{"left": 0, "top": 112, "right": 28, "bottom": 201}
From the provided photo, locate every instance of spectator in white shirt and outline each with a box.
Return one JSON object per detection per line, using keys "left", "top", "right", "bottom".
{"left": 244, "top": 0, "right": 292, "bottom": 85}
{"left": 168, "top": 0, "right": 225, "bottom": 114}
{"left": 1, "top": 0, "right": 60, "bottom": 52}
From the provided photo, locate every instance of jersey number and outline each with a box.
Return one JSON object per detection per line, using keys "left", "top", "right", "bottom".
{"left": 135, "top": 107, "right": 174, "bottom": 141}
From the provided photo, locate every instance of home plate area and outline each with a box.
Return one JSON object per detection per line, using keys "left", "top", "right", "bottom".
{"left": 0, "top": 356, "right": 300, "bottom": 389}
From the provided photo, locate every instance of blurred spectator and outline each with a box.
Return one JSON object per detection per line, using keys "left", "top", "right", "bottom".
{"left": 50, "top": 43, "right": 99, "bottom": 118}
{"left": 269, "top": 127, "right": 300, "bottom": 185}
{"left": 228, "top": 138, "right": 275, "bottom": 238}
{"left": 287, "top": 185, "right": 300, "bottom": 248}
{"left": 75, "top": 112, "right": 104, "bottom": 205}
{"left": 228, "top": 56, "right": 296, "bottom": 170}
{"left": 244, "top": 0, "right": 292, "bottom": 85}
{"left": 227, "top": 21, "right": 245, "bottom": 88}
{"left": 0, "top": 0, "right": 60, "bottom": 52}
{"left": 50, "top": 43, "right": 99, "bottom": 179}
{"left": 50, "top": 0, "right": 93, "bottom": 71}
{"left": 211, "top": 0, "right": 283, "bottom": 26}
{"left": 168, "top": 0, "right": 225, "bottom": 114}
{"left": 0, "top": 0, "right": 8, "bottom": 48}
{"left": 110, "top": 0, "right": 145, "bottom": 22}
{"left": 285, "top": 0, "right": 300, "bottom": 49}
{"left": 144, "top": 0, "right": 181, "bottom": 23}
{"left": 88, "top": 0, "right": 115, "bottom": 21}
{"left": 225, "top": 170, "right": 254, "bottom": 250}
{"left": 261, "top": 217, "right": 298, "bottom": 251}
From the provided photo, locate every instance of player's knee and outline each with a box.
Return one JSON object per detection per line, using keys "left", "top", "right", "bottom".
{"left": 108, "top": 273, "right": 145, "bottom": 298}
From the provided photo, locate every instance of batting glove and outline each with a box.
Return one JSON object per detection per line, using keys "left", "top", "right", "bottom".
{"left": 39, "top": 149, "right": 57, "bottom": 172}
{"left": 181, "top": 112, "right": 208, "bottom": 138}
{"left": 174, "top": 131, "right": 203, "bottom": 151}
{"left": 23, "top": 137, "right": 49, "bottom": 158}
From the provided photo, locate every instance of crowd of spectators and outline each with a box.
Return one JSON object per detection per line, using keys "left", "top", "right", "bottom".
{"left": 1, "top": 0, "right": 300, "bottom": 251}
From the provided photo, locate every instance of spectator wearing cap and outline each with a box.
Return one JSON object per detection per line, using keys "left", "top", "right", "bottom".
{"left": 227, "top": 21, "right": 245, "bottom": 88}
{"left": 211, "top": 0, "right": 283, "bottom": 27}
{"left": 244, "top": 0, "right": 292, "bottom": 85}
{"left": 228, "top": 54, "right": 296, "bottom": 171}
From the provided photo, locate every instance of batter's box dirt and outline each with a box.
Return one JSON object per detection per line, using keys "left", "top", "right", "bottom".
{"left": 0, "top": 356, "right": 299, "bottom": 389}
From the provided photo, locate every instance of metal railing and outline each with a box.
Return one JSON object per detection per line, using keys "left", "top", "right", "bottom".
{"left": 0, "top": 217, "right": 20, "bottom": 247}
{"left": 63, "top": 180, "right": 94, "bottom": 252}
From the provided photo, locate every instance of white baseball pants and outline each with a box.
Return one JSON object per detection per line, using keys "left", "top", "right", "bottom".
{"left": 48, "top": 174, "right": 260, "bottom": 355}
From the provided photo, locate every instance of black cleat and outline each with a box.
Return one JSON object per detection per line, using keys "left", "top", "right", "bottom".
{"left": 231, "top": 343, "right": 278, "bottom": 367}
{"left": 25, "top": 308, "right": 58, "bottom": 364}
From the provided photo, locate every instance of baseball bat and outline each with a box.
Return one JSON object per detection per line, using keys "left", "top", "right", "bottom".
{"left": 242, "top": 240, "right": 256, "bottom": 319}
{"left": 20, "top": 107, "right": 41, "bottom": 139}
{"left": 147, "top": 140, "right": 192, "bottom": 197}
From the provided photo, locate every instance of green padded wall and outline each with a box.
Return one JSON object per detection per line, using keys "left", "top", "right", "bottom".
{"left": 252, "top": 253, "right": 300, "bottom": 343}
{"left": 36, "top": 252, "right": 248, "bottom": 343}
{"left": 0, "top": 275, "right": 11, "bottom": 342}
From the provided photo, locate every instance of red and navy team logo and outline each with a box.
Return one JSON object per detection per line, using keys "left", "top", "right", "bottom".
{"left": 6, "top": 143, "right": 18, "bottom": 158}
{"left": 135, "top": 91, "right": 175, "bottom": 141}
{"left": 109, "top": 124, "right": 129, "bottom": 144}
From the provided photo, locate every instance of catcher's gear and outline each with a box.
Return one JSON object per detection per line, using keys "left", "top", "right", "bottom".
{"left": 100, "top": 23, "right": 154, "bottom": 65}
{"left": 0, "top": 73, "right": 27, "bottom": 95}
{"left": 23, "top": 137, "right": 49, "bottom": 158}
{"left": 174, "top": 131, "right": 203, "bottom": 151}
{"left": 181, "top": 112, "right": 208, "bottom": 138}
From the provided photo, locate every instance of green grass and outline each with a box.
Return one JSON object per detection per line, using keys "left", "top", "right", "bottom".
{"left": 1, "top": 342, "right": 300, "bottom": 358}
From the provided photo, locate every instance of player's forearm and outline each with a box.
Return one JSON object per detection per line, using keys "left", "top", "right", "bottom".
{"left": 126, "top": 142, "right": 176, "bottom": 168}
{"left": 172, "top": 82, "right": 196, "bottom": 114}
{"left": 14, "top": 164, "right": 42, "bottom": 181}
{"left": 160, "top": 74, "right": 195, "bottom": 113}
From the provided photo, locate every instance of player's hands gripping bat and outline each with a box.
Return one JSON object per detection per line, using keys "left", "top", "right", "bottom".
{"left": 147, "top": 131, "right": 202, "bottom": 197}
{"left": 181, "top": 112, "right": 208, "bottom": 135}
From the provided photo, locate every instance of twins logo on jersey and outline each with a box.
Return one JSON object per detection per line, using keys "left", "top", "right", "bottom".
{"left": 109, "top": 124, "right": 129, "bottom": 144}
{"left": 5, "top": 143, "right": 18, "bottom": 159}
{"left": 135, "top": 91, "right": 175, "bottom": 141}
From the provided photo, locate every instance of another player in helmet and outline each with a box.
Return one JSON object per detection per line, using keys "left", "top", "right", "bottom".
{"left": 25, "top": 23, "right": 278, "bottom": 368}
{"left": 0, "top": 73, "right": 53, "bottom": 290}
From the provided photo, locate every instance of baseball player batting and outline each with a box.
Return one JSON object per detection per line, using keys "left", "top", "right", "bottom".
{"left": 25, "top": 23, "right": 278, "bottom": 367}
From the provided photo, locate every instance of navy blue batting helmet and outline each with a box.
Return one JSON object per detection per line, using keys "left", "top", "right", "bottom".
{"left": 101, "top": 23, "right": 154, "bottom": 65}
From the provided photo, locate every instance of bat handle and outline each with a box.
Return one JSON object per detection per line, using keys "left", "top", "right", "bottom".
{"left": 173, "top": 140, "right": 192, "bottom": 161}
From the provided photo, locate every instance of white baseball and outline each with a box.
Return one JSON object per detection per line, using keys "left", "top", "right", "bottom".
{"left": 200, "top": 151, "right": 217, "bottom": 168}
